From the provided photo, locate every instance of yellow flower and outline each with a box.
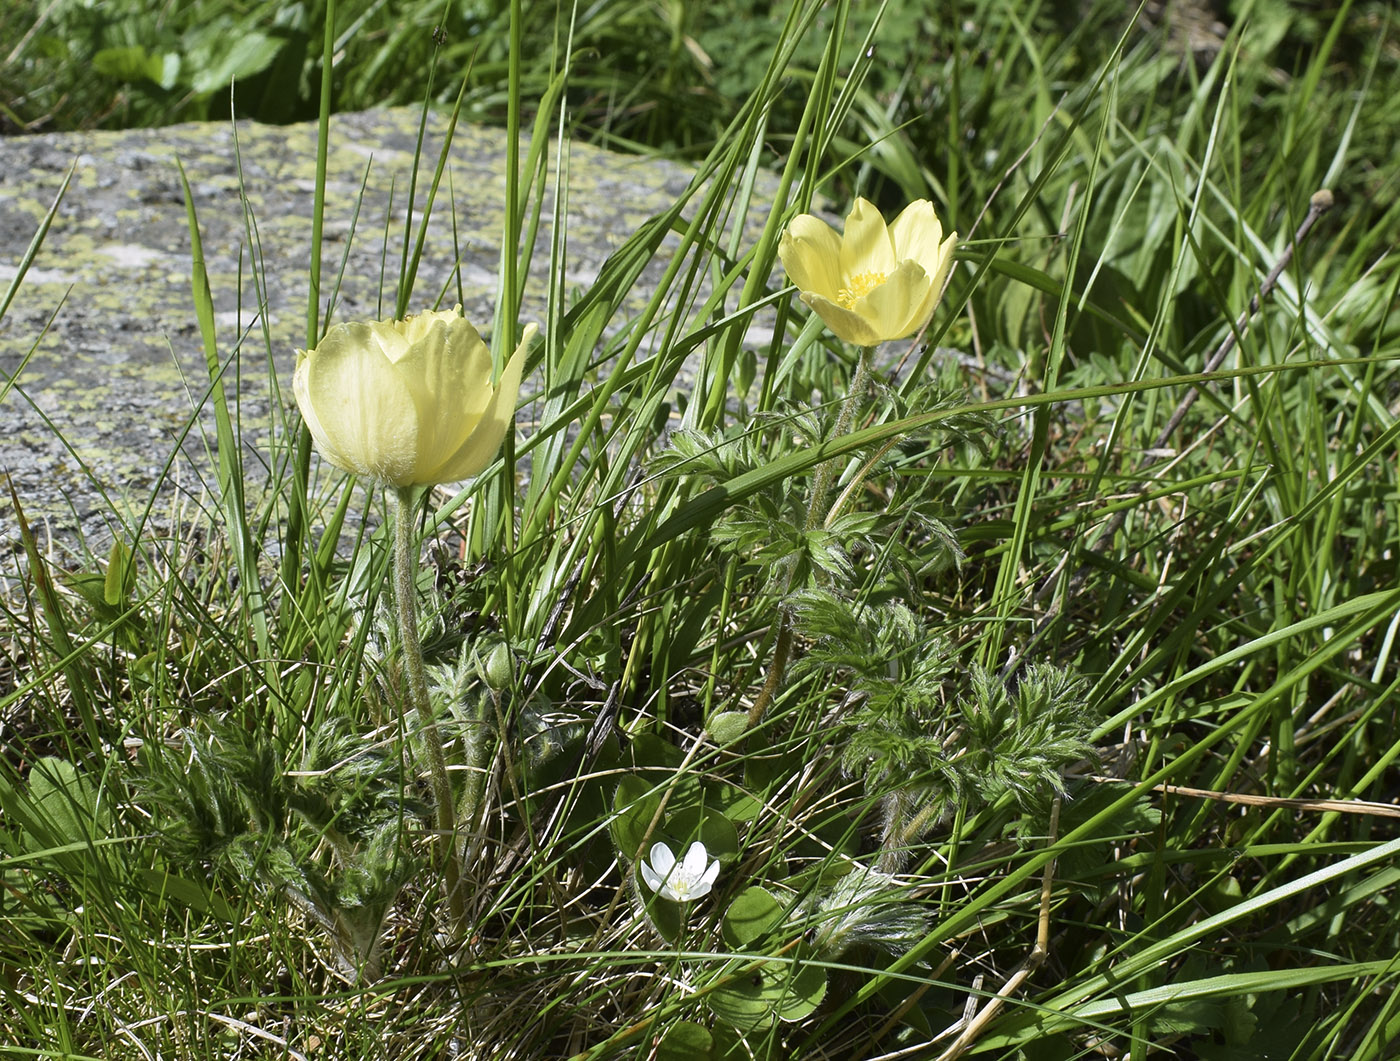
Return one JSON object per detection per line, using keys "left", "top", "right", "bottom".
{"left": 778, "top": 198, "right": 957, "bottom": 346}
{"left": 294, "top": 306, "right": 535, "bottom": 487}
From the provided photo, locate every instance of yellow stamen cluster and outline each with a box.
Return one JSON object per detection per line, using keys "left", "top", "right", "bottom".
{"left": 837, "top": 270, "right": 887, "bottom": 308}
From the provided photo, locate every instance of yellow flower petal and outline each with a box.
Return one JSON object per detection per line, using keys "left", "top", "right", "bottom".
{"left": 800, "top": 292, "right": 887, "bottom": 347}
{"left": 779, "top": 214, "right": 844, "bottom": 301}
{"left": 888, "top": 200, "right": 944, "bottom": 265}
{"left": 365, "top": 318, "right": 413, "bottom": 362}
{"left": 859, "top": 261, "right": 932, "bottom": 341}
{"left": 294, "top": 321, "right": 421, "bottom": 484}
{"left": 839, "top": 198, "right": 896, "bottom": 280}
{"left": 928, "top": 230, "right": 959, "bottom": 295}
{"left": 394, "top": 316, "right": 494, "bottom": 481}
{"left": 396, "top": 305, "right": 465, "bottom": 347}
{"left": 427, "top": 322, "right": 537, "bottom": 484}
{"left": 293, "top": 309, "right": 534, "bottom": 487}
{"left": 908, "top": 231, "right": 958, "bottom": 338}
{"left": 779, "top": 198, "right": 957, "bottom": 346}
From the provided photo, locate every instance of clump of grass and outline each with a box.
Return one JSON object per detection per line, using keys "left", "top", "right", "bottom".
{"left": 3, "top": 1, "right": 1400, "bottom": 1059}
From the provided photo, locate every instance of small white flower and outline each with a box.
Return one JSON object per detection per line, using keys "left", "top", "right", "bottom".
{"left": 640, "top": 841, "right": 720, "bottom": 902}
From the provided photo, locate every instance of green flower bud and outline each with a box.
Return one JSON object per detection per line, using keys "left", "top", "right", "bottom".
{"left": 482, "top": 641, "right": 514, "bottom": 692}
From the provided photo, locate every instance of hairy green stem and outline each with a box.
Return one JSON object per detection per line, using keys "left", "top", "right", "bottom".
{"left": 392, "top": 485, "right": 464, "bottom": 928}
{"left": 878, "top": 793, "right": 942, "bottom": 873}
{"left": 747, "top": 346, "right": 874, "bottom": 728}
{"left": 806, "top": 346, "right": 873, "bottom": 530}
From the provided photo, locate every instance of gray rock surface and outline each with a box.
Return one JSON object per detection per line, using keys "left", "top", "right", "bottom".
{"left": 0, "top": 107, "right": 708, "bottom": 558}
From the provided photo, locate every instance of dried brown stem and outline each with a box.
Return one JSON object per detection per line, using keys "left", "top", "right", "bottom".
{"left": 933, "top": 797, "right": 1061, "bottom": 1061}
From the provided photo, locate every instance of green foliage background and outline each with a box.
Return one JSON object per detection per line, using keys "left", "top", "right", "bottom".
{"left": 6, "top": 1, "right": 1397, "bottom": 220}
{"left": 2, "top": 0, "right": 1400, "bottom": 1059}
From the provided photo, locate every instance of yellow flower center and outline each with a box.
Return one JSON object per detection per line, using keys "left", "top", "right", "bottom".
{"left": 836, "top": 270, "right": 887, "bottom": 309}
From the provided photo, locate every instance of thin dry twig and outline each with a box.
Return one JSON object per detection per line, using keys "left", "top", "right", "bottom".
{"left": 933, "top": 797, "right": 1062, "bottom": 1061}
{"left": 1091, "top": 775, "right": 1400, "bottom": 819}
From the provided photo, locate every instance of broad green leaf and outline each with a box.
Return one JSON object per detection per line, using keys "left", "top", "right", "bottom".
{"left": 102, "top": 537, "right": 135, "bottom": 609}
{"left": 722, "top": 886, "right": 784, "bottom": 948}
{"left": 656, "top": 1020, "right": 713, "bottom": 1060}
{"left": 135, "top": 869, "right": 237, "bottom": 924}
{"left": 93, "top": 46, "right": 181, "bottom": 90}
{"left": 773, "top": 961, "right": 826, "bottom": 1022}
{"left": 708, "top": 958, "right": 826, "bottom": 1029}
{"left": 644, "top": 884, "right": 685, "bottom": 943}
{"left": 708, "top": 971, "right": 775, "bottom": 1031}
{"left": 610, "top": 775, "right": 660, "bottom": 858}
{"left": 665, "top": 806, "right": 739, "bottom": 865}
{"left": 26, "top": 757, "right": 107, "bottom": 846}
{"left": 186, "top": 28, "right": 282, "bottom": 94}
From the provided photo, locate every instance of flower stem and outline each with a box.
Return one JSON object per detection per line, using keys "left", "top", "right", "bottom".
{"left": 746, "top": 621, "right": 793, "bottom": 728}
{"left": 807, "top": 346, "right": 873, "bottom": 531}
{"left": 392, "top": 485, "right": 464, "bottom": 929}
{"left": 747, "top": 346, "right": 875, "bottom": 728}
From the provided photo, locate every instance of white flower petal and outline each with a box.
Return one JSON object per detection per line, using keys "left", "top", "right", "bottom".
{"left": 648, "top": 842, "right": 677, "bottom": 876}
{"left": 640, "top": 861, "right": 665, "bottom": 895}
{"left": 699, "top": 857, "right": 721, "bottom": 889}
{"left": 680, "top": 841, "right": 710, "bottom": 879}
{"left": 641, "top": 839, "right": 720, "bottom": 902}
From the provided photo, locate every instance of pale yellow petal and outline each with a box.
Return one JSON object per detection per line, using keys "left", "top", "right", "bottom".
{"left": 903, "top": 285, "right": 940, "bottom": 338}
{"left": 800, "top": 292, "right": 885, "bottom": 347}
{"left": 394, "top": 315, "right": 493, "bottom": 480}
{"left": 428, "top": 322, "right": 536, "bottom": 484}
{"left": 396, "top": 304, "right": 463, "bottom": 347}
{"left": 903, "top": 232, "right": 957, "bottom": 337}
{"left": 294, "top": 322, "right": 420, "bottom": 484}
{"left": 928, "top": 231, "right": 958, "bottom": 296}
{"left": 292, "top": 347, "right": 334, "bottom": 466}
{"left": 779, "top": 214, "right": 843, "bottom": 301}
{"left": 888, "top": 200, "right": 944, "bottom": 270}
{"left": 839, "top": 198, "right": 896, "bottom": 279}
{"left": 366, "top": 319, "right": 412, "bottom": 363}
{"left": 859, "top": 261, "right": 931, "bottom": 340}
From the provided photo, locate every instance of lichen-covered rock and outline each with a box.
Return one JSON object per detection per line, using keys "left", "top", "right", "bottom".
{"left": 0, "top": 108, "right": 710, "bottom": 553}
